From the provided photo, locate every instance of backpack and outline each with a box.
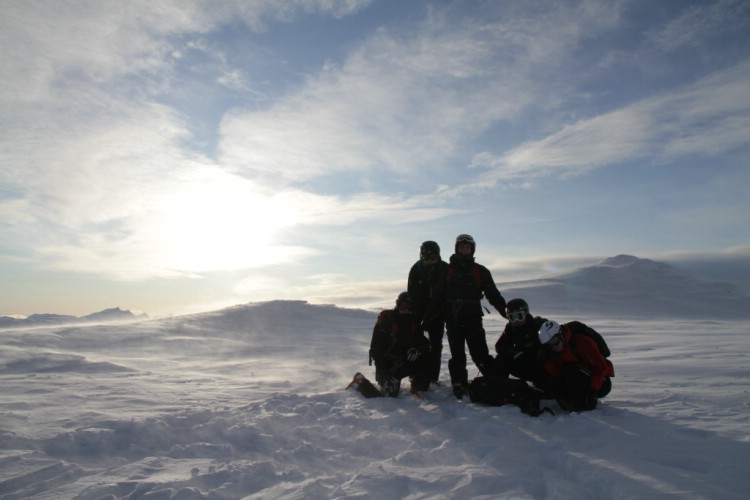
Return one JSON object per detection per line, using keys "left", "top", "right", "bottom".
{"left": 369, "top": 310, "right": 394, "bottom": 365}
{"left": 566, "top": 321, "right": 611, "bottom": 358}
{"left": 468, "top": 376, "right": 551, "bottom": 416}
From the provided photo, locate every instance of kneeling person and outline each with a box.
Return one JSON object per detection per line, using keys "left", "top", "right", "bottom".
{"left": 538, "top": 320, "right": 614, "bottom": 411}
{"left": 367, "top": 292, "right": 431, "bottom": 397}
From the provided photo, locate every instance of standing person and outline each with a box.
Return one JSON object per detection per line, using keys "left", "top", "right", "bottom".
{"left": 367, "top": 292, "right": 431, "bottom": 397}
{"left": 441, "top": 234, "right": 507, "bottom": 399}
{"left": 538, "top": 320, "right": 614, "bottom": 411}
{"left": 407, "top": 240, "right": 449, "bottom": 385}
{"left": 493, "top": 298, "right": 550, "bottom": 389}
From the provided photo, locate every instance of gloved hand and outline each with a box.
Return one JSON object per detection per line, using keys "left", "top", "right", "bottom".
{"left": 406, "top": 347, "right": 421, "bottom": 363}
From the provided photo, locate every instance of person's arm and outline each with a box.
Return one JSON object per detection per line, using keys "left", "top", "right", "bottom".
{"left": 479, "top": 266, "right": 507, "bottom": 317}
{"left": 575, "top": 334, "right": 610, "bottom": 391}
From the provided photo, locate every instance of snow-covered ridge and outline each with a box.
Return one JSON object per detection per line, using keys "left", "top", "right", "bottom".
{"left": 0, "top": 306, "right": 147, "bottom": 329}
{"left": 498, "top": 254, "right": 750, "bottom": 319}
{"left": 5, "top": 256, "right": 750, "bottom": 327}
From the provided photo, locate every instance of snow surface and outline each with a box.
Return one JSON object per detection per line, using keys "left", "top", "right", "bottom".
{"left": 1, "top": 299, "right": 749, "bottom": 499}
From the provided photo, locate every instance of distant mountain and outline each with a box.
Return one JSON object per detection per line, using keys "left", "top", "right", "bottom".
{"left": 498, "top": 254, "right": 750, "bottom": 319}
{"left": 0, "top": 307, "right": 147, "bottom": 329}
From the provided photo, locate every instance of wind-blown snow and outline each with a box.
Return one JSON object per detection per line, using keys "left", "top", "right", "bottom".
{"left": 1, "top": 297, "right": 748, "bottom": 499}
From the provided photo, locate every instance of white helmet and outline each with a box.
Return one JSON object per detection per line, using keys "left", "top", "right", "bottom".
{"left": 538, "top": 320, "right": 561, "bottom": 344}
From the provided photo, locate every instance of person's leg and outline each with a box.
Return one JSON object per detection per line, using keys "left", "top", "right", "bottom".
{"left": 446, "top": 321, "right": 469, "bottom": 397}
{"left": 465, "top": 320, "right": 494, "bottom": 377}
{"left": 408, "top": 351, "right": 432, "bottom": 392}
{"left": 426, "top": 321, "right": 444, "bottom": 383}
{"left": 596, "top": 377, "right": 612, "bottom": 398}
{"left": 376, "top": 358, "right": 401, "bottom": 397}
{"left": 558, "top": 364, "right": 597, "bottom": 411}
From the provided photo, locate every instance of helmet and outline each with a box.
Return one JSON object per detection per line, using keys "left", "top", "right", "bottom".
{"left": 395, "top": 291, "right": 413, "bottom": 312}
{"left": 505, "top": 298, "right": 529, "bottom": 322}
{"left": 420, "top": 241, "right": 440, "bottom": 261}
{"left": 538, "top": 320, "right": 561, "bottom": 344}
{"left": 455, "top": 234, "right": 476, "bottom": 255}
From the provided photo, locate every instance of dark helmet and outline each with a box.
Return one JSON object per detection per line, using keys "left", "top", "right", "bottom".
{"left": 506, "top": 298, "right": 529, "bottom": 314}
{"left": 395, "top": 291, "right": 413, "bottom": 312}
{"left": 505, "top": 298, "right": 529, "bottom": 322}
{"left": 420, "top": 241, "right": 440, "bottom": 261}
{"left": 455, "top": 234, "right": 476, "bottom": 255}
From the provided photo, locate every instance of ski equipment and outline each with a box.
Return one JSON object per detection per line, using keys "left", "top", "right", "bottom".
{"left": 538, "top": 320, "right": 561, "bottom": 344}
{"left": 420, "top": 241, "right": 440, "bottom": 261}
{"left": 505, "top": 298, "right": 529, "bottom": 322}
{"left": 454, "top": 234, "right": 476, "bottom": 255}
{"left": 346, "top": 372, "right": 383, "bottom": 398}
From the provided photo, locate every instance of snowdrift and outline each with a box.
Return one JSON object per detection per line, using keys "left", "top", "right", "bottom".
{"left": 1, "top": 300, "right": 748, "bottom": 499}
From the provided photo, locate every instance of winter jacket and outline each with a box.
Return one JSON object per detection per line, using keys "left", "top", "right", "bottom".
{"left": 494, "top": 315, "right": 548, "bottom": 365}
{"left": 369, "top": 309, "right": 430, "bottom": 364}
{"left": 543, "top": 324, "right": 615, "bottom": 392}
{"left": 407, "top": 259, "right": 448, "bottom": 324}
{"left": 439, "top": 254, "right": 507, "bottom": 320}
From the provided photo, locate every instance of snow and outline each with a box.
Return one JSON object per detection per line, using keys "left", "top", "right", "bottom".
{"left": 1, "top": 298, "right": 748, "bottom": 499}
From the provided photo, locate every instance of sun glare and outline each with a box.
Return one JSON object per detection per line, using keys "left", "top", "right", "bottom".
{"left": 147, "top": 169, "right": 301, "bottom": 273}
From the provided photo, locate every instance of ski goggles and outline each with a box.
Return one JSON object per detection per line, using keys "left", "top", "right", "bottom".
{"left": 507, "top": 310, "right": 527, "bottom": 322}
{"left": 546, "top": 333, "right": 563, "bottom": 347}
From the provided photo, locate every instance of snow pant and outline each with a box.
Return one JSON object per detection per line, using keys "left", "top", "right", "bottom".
{"left": 550, "top": 364, "right": 612, "bottom": 411}
{"left": 494, "top": 350, "right": 549, "bottom": 390}
{"left": 424, "top": 318, "right": 445, "bottom": 383}
{"left": 374, "top": 352, "right": 432, "bottom": 397}
{"left": 446, "top": 316, "right": 494, "bottom": 388}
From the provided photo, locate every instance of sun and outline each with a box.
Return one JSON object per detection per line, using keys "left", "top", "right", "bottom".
{"left": 146, "top": 168, "right": 302, "bottom": 274}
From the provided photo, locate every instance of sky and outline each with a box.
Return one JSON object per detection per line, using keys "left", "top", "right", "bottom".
{"left": 2, "top": 0, "right": 750, "bottom": 317}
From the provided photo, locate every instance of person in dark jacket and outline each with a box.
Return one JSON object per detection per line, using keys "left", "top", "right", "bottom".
{"left": 369, "top": 292, "right": 432, "bottom": 397}
{"left": 407, "top": 240, "right": 449, "bottom": 385}
{"left": 438, "top": 234, "right": 507, "bottom": 399}
{"left": 493, "top": 298, "right": 550, "bottom": 389}
{"left": 538, "top": 320, "right": 615, "bottom": 411}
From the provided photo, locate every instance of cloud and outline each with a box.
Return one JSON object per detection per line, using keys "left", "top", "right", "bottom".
{"left": 465, "top": 59, "right": 750, "bottom": 189}
{"left": 647, "top": 0, "right": 750, "bottom": 51}
{"left": 217, "top": 2, "right": 628, "bottom": 186}
{"left": 3, "top": 0, "right": 749, "bottom": 288}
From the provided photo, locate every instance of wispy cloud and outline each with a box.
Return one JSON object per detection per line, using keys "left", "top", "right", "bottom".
{"left": 2, "top": 0, "right": 749, "bottom": 302}
{"left": 464, "top": 60, "right": 750, "bottom": 189}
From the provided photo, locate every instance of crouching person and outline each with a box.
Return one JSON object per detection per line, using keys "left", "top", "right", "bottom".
{"left": 538, "top": 320, "right": 614, "bottom": 411}
{"left": 366, "top": 292, "right": 432, "bottom": 397}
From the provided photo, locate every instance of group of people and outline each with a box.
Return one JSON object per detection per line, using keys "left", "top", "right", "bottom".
{"left": 364, "top": 234, "right": 614, "bottom": 413}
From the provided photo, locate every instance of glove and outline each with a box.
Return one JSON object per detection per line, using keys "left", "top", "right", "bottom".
{"left": 406, "top": 347, "right": 421, "bottom": 363}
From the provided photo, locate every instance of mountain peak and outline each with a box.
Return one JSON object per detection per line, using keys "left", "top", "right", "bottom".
{"left": 598, "top": 254, "right": 645, "bottom": 267}
{"left": 500, "top": 254, "right": 750, "bottom": 319}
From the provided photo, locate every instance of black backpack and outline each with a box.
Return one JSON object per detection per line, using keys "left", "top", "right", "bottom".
{"left": 468, "top": 376, "right": 552, "bottom": 416}
{"left": 565, "top": 321, "right": 611, "bottom": 358}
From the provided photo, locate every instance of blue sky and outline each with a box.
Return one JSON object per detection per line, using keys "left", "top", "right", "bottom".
{"left": 2, "top": 0, "right": 749, "bottom": 317}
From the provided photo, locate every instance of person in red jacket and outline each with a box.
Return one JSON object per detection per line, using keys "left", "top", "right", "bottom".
{"left": 538, "top": 320, "right": 614, "bottom": 411}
